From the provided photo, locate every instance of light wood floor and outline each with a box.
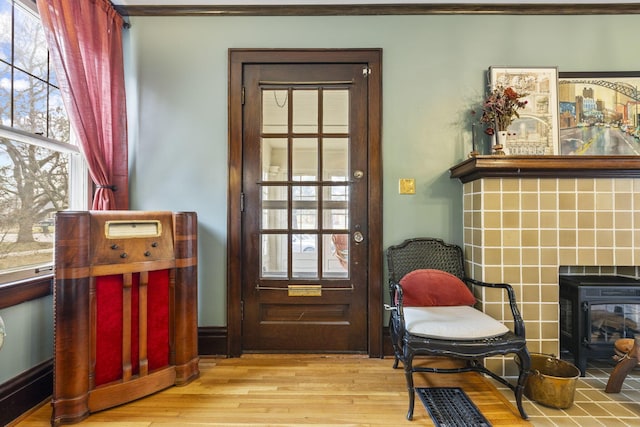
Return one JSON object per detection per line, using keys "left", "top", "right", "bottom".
{"left": 13, "top": 354, "right": 530, "bottom": 426}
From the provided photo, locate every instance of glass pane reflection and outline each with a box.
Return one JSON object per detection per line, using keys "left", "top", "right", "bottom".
{"left": 0, "top": 0, "right": 11, "bottom": 63}
{"left": 292, "top": 233, "right": 317, "bottom": 278}
{"left": 261, "top": 138, "right": 288, "bottom": 181}
{"left": 293, "top": 90, "right": 318, "bottom": 133}
{"left": 48, "top": 86, "right": 69, "bottom": 141}
{"left": 262, "top": 186, "right": 288, "bottom": 230}
{"left": 0, "top": 62, "right": 10, "bottom": 126}
{"left": 0, "top": 138, "right": 69, "bottom": 273}
{"left": 13, "top": 69, "right": 46, "bottom": 134}
{"left": 261, "top": 234, "right": 287, "bottom": 278}
{"left": 325, "top": 234, "right": 348, "bottom": 278}
{"left": 14, "top": 3, "right": 48, "bottom": 80}
{"left": 292, "top": 186, "right": 317, "bottom": 230}
{"left": 292, "top": 138, "right": 317, "bottom": 181}
{"left": 323, "top": 138, "right": 349, "bottom": 181}
{"left": 323, "top": 90, "right": 349, "bottom": 133}
{"left": 262, "top": 89, "right": 288, "bottom": 133}
{"left": 322, "top": 186, "right": 348, "bottom": 229}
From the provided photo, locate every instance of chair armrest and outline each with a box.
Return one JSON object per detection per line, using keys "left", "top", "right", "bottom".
{"left": 387, "top": 281, "right": 407, "bottom": 337}
{"left": 465, "top": 277, "right": 526, "bottom": 338}
{"left": 388, "top": 281, "right": 405, "bottom": 316}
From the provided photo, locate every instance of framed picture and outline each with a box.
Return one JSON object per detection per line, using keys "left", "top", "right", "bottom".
{"left": 558, "top": 71, "right": 640, "bottom": 155}
{"left": 489, "top": 66, "right": 559, "bottom": 155}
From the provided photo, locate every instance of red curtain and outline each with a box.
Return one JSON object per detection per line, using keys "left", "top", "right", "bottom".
{"left": 36, "top": 0, "right": 129, "bottom": 210}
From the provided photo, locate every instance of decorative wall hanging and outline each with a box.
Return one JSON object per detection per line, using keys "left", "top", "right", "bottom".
{"left": 489, "top": 67, "right": 559, "bottom": 155}
{"left": 558, "top": 71, "right": 640, "bottom": 155}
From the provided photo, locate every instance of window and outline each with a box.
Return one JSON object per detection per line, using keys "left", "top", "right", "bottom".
{"left": 0, "top": 0, "right": 86, "bottom": 285}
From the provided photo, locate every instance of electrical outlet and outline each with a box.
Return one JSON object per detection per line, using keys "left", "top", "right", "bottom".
{"left": 399, "top": 178, "right": 416, "bottom": 195}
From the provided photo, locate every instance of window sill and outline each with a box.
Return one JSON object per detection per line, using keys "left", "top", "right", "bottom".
{"left": 0, "top": 275, "right": 53, "bottom": 310}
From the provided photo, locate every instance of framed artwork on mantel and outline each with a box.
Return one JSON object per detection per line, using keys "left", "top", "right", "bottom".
{"left": 489, "top": 66, "right": 559, "bottom": 155}
{"left": 558, "top": 71, "right": 640, "bottom": 155}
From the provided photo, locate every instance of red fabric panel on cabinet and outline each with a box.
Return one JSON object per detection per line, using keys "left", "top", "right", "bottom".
{"left": 131, "top": 274, "right": 140, "bottom": 375}
{"left": 94, "top": 271, "right": 170, "bottom": 387}
{"left": 95, "top": 274, "right": 124, "bottom": 386}
{"left": 147, "top": 269, "right": 170, "bottom": 370}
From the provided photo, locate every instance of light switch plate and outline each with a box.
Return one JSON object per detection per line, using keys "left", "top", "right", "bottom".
{"left": 399, "top": 178, "right": 416, "bottom": 194}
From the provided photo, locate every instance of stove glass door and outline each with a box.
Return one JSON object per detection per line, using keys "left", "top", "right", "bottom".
{"left": 588, "top": 303, "right": 640, "bottom": 345}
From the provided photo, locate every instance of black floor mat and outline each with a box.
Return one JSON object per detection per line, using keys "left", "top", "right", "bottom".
{"left": 416, "top": 387, "right": 492, "bottom": 427}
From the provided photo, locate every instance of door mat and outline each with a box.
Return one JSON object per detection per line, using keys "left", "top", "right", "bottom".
{"left": 416, "top": 387, "right": 491, "bottom": 427}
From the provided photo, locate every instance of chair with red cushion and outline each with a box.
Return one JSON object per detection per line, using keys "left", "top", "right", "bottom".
{"left": 386, "top": 237, "right": 530, "bottom": 420}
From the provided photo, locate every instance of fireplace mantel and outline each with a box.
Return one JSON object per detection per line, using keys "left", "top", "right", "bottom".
{"left": 449, "top": 155, "right": 640, "bottom": 183}
{"left": 455, "top": 158, "right": 640, "bottom": 367}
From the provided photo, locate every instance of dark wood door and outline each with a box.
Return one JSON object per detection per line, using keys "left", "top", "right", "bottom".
{"left": 241, "top": 62, "right": 368, "bottom": 351}
{"left": 228, "top": 49, "right": 382, "bottom": 356}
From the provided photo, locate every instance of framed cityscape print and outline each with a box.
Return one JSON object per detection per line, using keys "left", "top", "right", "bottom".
{"left": 489, "top": 66, "right": 559, "bottom": 155}
{"left": 558, "top": 71, "right": 640, "bottom": 155}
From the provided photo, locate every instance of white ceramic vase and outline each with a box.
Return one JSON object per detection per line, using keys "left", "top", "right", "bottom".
{"left": 493, "top": 130, "right": 507, "bottom": 156}
{"left": 496, "top": 130, "right": 508, "bottom": 146}
{"left": 492, "top": 130, "right": 508, "bottom": 155}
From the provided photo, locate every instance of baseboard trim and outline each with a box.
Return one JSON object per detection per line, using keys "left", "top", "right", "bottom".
{"left": 197, "top": 326, "right": 228, "bottom": 355}
{"left": 0, "top": 359, "right": 53, "bottom": 426}
{"left": 195, "top": 326, "right": 394, "bottom": 357}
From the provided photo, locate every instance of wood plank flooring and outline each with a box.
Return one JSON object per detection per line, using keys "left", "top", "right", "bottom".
{"left": 12, "top": 354, "right": 530, "bottom": 426}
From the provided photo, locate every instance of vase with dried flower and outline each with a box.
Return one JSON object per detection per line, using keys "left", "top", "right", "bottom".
{"left": 477, "top": 86, "right": 528, "bottom": 155}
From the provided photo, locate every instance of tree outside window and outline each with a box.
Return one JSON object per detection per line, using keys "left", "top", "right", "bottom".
{"left": 0, "top": 0, "right": 82, "bottom": 283}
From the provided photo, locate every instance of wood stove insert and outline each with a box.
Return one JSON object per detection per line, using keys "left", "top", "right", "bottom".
{"left": 559, "top": 275, "right": 640, "bottom": 376}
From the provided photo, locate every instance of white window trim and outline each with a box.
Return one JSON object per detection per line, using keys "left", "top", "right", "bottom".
{"left": 0, "top": 124, "right": 78, "bottom": 154}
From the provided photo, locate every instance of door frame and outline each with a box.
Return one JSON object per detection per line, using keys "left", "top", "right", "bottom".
{"left": 227, "top": 49, "right": 383, "bottom": 357}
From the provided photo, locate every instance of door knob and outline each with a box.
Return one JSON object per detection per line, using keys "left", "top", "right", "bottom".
{"left": 353, "top": 231, "right": 364, "bottom": 243}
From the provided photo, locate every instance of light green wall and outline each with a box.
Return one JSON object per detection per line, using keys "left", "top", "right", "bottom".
{"left": 123, "top": 14, "right": 639, "bottom": 326}
{"left": 0, "top": 297, "right": 53, "bottom": 383}
{"left": 2, "top": 11, "right": 638, "bottom": 386}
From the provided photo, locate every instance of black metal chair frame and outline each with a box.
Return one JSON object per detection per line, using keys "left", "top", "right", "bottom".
{"left": 386, "top": 237, "right": 530, "bottom": 420}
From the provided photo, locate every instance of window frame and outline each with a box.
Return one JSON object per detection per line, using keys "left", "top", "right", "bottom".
{"left": 0, "top": 0, "right": 88, "bottom": 299}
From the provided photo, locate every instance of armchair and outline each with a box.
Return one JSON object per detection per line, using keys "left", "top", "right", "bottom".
{"left": 386, "top": 238, "right": 530, "bottom": 420}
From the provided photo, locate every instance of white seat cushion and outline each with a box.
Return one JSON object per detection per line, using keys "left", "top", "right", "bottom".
{"left": 404, "top": 306, "right": 509, "bottom": 340}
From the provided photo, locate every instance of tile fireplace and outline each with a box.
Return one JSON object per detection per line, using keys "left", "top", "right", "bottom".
{"left": 450, "top": 156, "right": 640, "bottom": 377}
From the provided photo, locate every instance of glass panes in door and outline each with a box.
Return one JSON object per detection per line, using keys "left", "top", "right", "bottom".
{"left": 260, "top": 87, "right": 350, "bottom": 280}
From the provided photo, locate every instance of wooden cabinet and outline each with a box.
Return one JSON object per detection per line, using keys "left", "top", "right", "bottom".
{"left": 52, "top": 211, "right": 199, "bottom": 426}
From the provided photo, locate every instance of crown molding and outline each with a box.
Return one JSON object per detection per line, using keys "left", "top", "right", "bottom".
{"left": 113, "top": 3, "right": 640, "bottom": 16}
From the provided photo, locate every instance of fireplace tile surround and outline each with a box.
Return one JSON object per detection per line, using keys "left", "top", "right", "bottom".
{"left": 452, "top": 157, "right": 640, "bottom": 376}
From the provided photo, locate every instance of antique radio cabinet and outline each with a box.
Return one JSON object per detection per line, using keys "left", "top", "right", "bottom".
{"left": 52, "top": 211, "right": 199, "bottom": 425}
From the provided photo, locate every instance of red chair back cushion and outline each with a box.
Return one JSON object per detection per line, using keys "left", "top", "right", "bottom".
{"left": 398, "top": 269, "right": 476, "bottom": 307}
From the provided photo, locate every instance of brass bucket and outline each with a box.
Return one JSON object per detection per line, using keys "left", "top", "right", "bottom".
{"left": 522, "top": 353, "right": 580, "bottom": 409}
